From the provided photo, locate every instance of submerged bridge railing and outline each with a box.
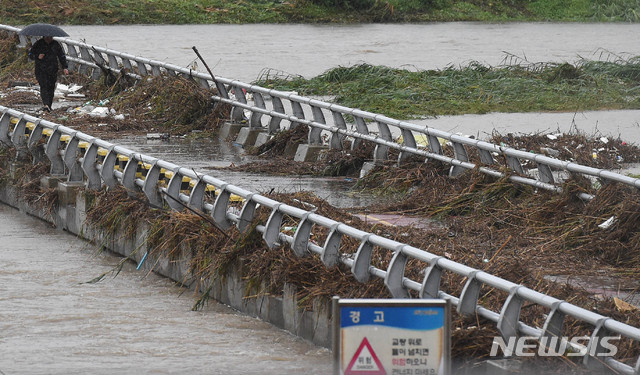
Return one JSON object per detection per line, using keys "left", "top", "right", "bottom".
{"left": 2, "top": 25, "right": 640, "bottom": 373}
{"left": 2, "top": 24, "right": 639, "bottom": 199}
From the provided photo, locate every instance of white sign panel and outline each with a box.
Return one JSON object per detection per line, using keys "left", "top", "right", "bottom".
{"left": 333, "top": 299, "right": 450, "bottom": 375}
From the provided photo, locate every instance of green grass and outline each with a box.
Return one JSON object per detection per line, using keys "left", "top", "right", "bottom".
{"left": 255, "top": 56, "right": 640, "bottom": 118}
{"left": 2, "top": 0, "right": 640, "bottom": 24}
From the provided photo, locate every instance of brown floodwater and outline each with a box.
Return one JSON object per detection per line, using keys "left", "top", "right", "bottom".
{"left": 0, "top": 203, "right": 331, "bottom": 374}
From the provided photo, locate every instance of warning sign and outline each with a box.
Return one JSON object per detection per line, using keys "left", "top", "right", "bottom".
{"left": 345, "top": 337, "right": 386, "bottom": 375}
{"left": 333, "top": 299, "right": 451, "bottom": 375}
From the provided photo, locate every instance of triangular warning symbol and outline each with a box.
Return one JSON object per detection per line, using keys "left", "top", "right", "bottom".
{"left": 345, "top": 337, "right": 386, "bottom": 375}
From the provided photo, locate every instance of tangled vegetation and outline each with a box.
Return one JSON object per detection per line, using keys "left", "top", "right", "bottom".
{"left": 256, "top": 57, "right": 640, "bottom": 119}
{"left": 3, "top": 0, "right": 640, "bottom": 24}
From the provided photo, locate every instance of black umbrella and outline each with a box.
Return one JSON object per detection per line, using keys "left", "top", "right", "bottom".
{"left": 18, "top": 23, "right": 69, "bottom": 37}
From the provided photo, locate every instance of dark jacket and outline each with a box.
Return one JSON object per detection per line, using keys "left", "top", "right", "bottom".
{"left": 28, "top": 38, "right": 68, "bottom": 75}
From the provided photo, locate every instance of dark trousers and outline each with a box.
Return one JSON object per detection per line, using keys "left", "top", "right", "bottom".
{"left": 35, "top": 69, "right": 58, "bottom": 108}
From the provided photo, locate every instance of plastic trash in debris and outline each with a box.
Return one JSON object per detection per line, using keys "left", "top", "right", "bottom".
{"left": 598, "top": 216, "right": 617, "bottom": 230}
{"left": 546, "top": 133, "right": 561, "bottom": 140}
{"left": 146, "top": 133, "right": 170, "bottom": 140}
{"left": 89, "top": 107, "right": 110, "bottom": 118}
{"left": 600, "top": 137, "right": 609, "bottom": 144}
{"left": 616, "top": 155, "right": 624, "bottom": 162}
{"left": 113, "top": 114, "right": 125, "bottom": 120}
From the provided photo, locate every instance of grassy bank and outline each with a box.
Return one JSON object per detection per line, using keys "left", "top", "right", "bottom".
{"left": 2, "top": 0, "right": 640, "bottom": 25}
{"left": 256, "top": 57, "right": 640, "bottom": 118}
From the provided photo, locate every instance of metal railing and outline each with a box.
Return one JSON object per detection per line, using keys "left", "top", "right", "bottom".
{"left": 2, "top": 24, "right": 639, "bottom": 199}
{"left": 2, "top": 103, "right": 640, "bottom": 373}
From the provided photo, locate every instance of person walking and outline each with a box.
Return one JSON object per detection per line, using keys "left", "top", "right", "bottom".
{"left": 28, "top": 36, "right": 69, "bottom": 112}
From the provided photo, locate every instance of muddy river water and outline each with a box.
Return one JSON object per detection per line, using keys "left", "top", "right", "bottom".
{"left": 2, "top": 22, "right": 640, "bottom": 373}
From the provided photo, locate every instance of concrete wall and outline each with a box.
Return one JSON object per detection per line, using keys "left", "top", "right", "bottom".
{"left": 0, "top": 176, "right": 334, "bottom": 349}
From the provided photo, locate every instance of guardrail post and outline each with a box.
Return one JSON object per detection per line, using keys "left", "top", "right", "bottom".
{"left": 321, "top": 224, "right": 342, "bottom": 267}
{"left": 541, "top": 301, "right": 566, "bottom": 354}
{"left": 351, "top": 116, "right": 369, "bottom": 150}
{"left": 78, "top": 46, "right": 92, "bottom": 76}
{"left": 196, "top": 76, "right": 210, "bottom": 89}
{"left": 27, "top": 120, "right": 44, "bottom": 163}
{"left": 384, "top": 246, "right": 410, "bottom": 298}
{"left": 505, "top": 154, "right": 524, "bottom": 175}
{"left": 398, "top": 128, "right": 417, "bottom": 164}
{"left": 330, "top": 112, "right": 346, "bottom": 150}
{"left": 458, "top": 271, "right": 482, "bottom": 316}
{"left": 141, "top": 162, "right": 163, "bottom": 207}
{"left": 419, "top": 257, "right": 444, "bottom": 299}
{"left": 450, "top": 141, "right": 470, "bottom": 177}
{"left": 164, "top": 169, "right": 184, "bottom": 211}
{"left": 107, "top": 54, "right": 119, "bottom": 70}
{"left": 121, "top": 155, "right": 139, "bottom": 195}
{"left": 63, "top": 135, "right": 83, "bottom": 182}
{"left": 212, "top": 184, "right": 234, "bottom": 230}
{"left": 427, "top": 133, "right": 443, "bottom": 155}
{"left": 137, "top": 61, "right": 149, "bottom": 76}
{"left": 121, "top": 58, "right": 134, "bottom": 73}
{"left": 230, "top": 84, "right": 247, "bottom": 122}
{"left": 351, "top": 235, "right": 373, "bottom": 283}
{"left": 309, "top": 106, "right": 325, "bottom": 145}
{"left": 250, "top": 91, "right": 266, "bottom": 128}
{"left": 91, "top": 49, "right": 107, "bottom": 80}
{"left": 44, "top": 127, "right": 65, "bottom": 175}
{"left": 291, "top": 212, "right": 313, "bottom": 257}
{"left": 100, "top": 146, "right": 118, "bottom": 188}
{"left": 497, "top": 286, "right": 524, "bottom": 342}
{"left": 215, "top": 81, "right": 230, "bottom": 100}
{"left": 536, "top": 162, "right": 555, "bottom": 184}
{"left": 583, "top": 318, "right": 612, "bottom": 370}
{"left": 81, "top": 142, "right": 102, "bottom": 189}
{"left": 26, "top": 120, "right": 44, "bottom": 148}
{"left": 478, "top": 149, "right": 495, "bottom": 165}
{"left": 269, "top": 96, "right": 285, "bottom": 134}
{"left": 290, "top": 100, "right": 305, "bottom": 129}
{"left": 263, "top": 203, "right": 284, "bottom": 248}
{"left": 0, "top": 111, "right": 12, "bottom": 145}
{"left": 64, "top": 43, "right": 79, "bottom": 72}
{"left": 373, "top": 121, "right": 392, "bottom": 162}
{"left": 188, "top": 178, "right": 206, "bottom": 211}
{"left": 151, "top": 64, "right": 162, "bottom": 76}
{"left": 10, "top": 117, "right": 27, "bottom": 158}
{"left": 237, "top": 193, "right": 257, "bottom": 233}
